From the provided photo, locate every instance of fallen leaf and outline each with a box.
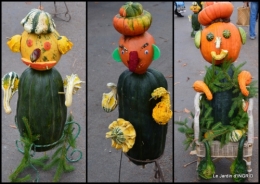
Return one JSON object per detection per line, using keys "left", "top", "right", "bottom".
{"left": 165, "top": 75, "right": 172, "bottom": 78}
{"left": 187, "top": 77, "right": 190, "bottom": 81}
{"left": 174, "top": 110, "right": 182, "bottom": 113}
{"left": 10, "top": 125, "right": 17, "bottom": 129}
{"left": 174, "top": 82, "right": 180, "bottom": 85}
{"left": 111, "top": 42, "right": 116, "bottom": 45}
{"left": 178, "top": 60, "right": 181, "bottom": 63}
{"left": 184, "top": 108, "right": 190, "bottom": 113}
{"left": 182, "top": 63, "right": 187, "bottom": 67}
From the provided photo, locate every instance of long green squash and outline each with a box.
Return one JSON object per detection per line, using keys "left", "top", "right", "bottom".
{"left": 16, "top": 68, "right": 67, "bottom": 152}
{"left": 117, "top": 68, "right": 168, "bottom": 165}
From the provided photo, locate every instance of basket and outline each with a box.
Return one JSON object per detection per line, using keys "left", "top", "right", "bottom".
{"left": 196, "top": 140, "right": 253, "bottom": 158}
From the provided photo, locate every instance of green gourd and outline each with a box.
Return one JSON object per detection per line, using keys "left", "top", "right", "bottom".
{"left": 230, "top": 135, "right": 248, "bottom": 182}
{"left": 117, "top": 68, "right": 168, "bottom": 165}
{"left": 197, "top": 141, "right": 216, "bottom": 179}
{"left": 16, "top": 67, "right": 67, "bottom": 152}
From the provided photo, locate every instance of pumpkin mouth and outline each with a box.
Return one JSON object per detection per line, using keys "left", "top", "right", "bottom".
{"left": 128, "top": 51, "right": 139, "bottom": 72}
{"left": 21, "top": 58, "right": 57, "bottom": 71}
{"left": 211, "top": 49, "right": 228, "bottom": 61}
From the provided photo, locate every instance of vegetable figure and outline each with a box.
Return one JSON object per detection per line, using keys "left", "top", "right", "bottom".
{"left": 230, "top": 135, "right": 248, "bottom": 182}
{"left": 197, "top": 141, "right": 215, "bottom": 179}
{"left": 189, "top": 2, "right": 203, "bottom": 38}
{"left": 7, "top": 8, "right": 73, "bottom": 71}
{"left": 2, "top": 7, "right": 83, "bottom": 182}
{"left": 192, "top": 2, "right": 255, "bottom": 126}
{"left": 104, "top": 2, "right": 172, "bottom": 166}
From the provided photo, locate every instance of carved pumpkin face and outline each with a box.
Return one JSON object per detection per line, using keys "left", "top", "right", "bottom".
{"left": 200, "top": 22, "right": 242, "bottom": 65}
{"left": 118, "top": 32, "right": 155, "bottom": 74}
{"left": 20, "top": 30, "right": 62, "bottom": 71}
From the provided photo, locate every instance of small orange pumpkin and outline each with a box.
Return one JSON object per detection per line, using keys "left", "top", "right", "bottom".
{"left": 200, "top": 22, "right": 242, "bottom": 65}
{"left": 117, "top": 32, "right": 155, "bottom": 74}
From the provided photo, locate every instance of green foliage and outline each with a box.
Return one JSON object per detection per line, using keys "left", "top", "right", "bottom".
{"left": 43, "top": 114, "right": 77, "bottom": 182}
{"left": 9, "top": 117, "right": 49, "bottom": 182}
{"left": 174, "top": 113, "right": 196, "bottom": 150}
{"left": 9, "top": 114, "right": 79, "bottom": 182}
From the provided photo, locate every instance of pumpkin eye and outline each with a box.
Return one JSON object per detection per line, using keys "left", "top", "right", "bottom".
{"left": 223, "top": 29, "right": 231, "bottom": 39}
{"left": 121, "top": 50, "right": 125, "bottom": 54}
{"left": 144, "top": 50, "right": 149, "bottom": 54}
{"left": 27, "top": 39, "right": 33, "bottom": 47}
{"left": 44, "top": 42, "right": 51, "bottom": 50}
{"left": 206, "top": 32, "right": 214, "bottom": 41}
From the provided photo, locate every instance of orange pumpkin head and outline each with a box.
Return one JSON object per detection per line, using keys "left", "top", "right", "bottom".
{"left": 200, "top": 22, "right": 242, "bottom": 65}
{"left": 112, "top": 32, "right": 160, "bottom": 74}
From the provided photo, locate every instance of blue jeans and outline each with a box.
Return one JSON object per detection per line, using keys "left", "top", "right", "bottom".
{"left": 249, "top": 2, "right": 259, "bottom": 38}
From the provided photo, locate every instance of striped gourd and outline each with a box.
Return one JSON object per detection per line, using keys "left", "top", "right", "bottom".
{"left": 230, "top": 130, "right": 244, "bottom": 142}
{"left": 113, "top": 3, "right": 152, "bottom": 36}
{"left": 119, "top": 2, "right": 143, "bottom": 17}
{"left": 21, "top": 8, "right": 56, "bottom": 34}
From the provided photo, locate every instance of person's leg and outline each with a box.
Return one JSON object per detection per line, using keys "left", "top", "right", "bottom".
{"left": 175, "top": 2, "right": 184, "bottom": 17}
{"left": 249, "top": 2, "right": 258, "bottom": 39}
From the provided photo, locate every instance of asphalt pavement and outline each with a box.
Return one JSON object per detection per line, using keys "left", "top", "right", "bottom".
{"left": 174, "top": 1, "right": 258, "bottom": 182}
{"left": 88, "top": 2, "right": 173, "bottom": 182}
{"left": 2, "top": 2, "right": 86, "bottom": 182}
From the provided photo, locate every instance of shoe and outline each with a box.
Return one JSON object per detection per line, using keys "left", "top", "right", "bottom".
{"left": 175, "top": 10, "right": 184, "bottom": 17}
{"left": 250, "top": 36, "right": 256, "bottom": 40}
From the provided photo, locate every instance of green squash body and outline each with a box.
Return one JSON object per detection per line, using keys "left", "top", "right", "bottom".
{"left": 16, "top": 68, "right": 67, "bottom": 152}
{"left": 117, "top": 68, "right": 168, "bottom": 165}
{"left": 208, "top": 64, "right": 238, "bottom": 126}
{"left": 192, "top": 13, "right": 201, "bottom": 31}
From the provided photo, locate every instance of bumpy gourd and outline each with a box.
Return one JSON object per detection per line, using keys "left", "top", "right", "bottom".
{"left": 106, "top": 118, "right": 136, "bottom": 153}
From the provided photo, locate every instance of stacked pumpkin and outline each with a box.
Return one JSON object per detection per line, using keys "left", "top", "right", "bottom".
{"left": 103, "top": 2, "right": 172, "bottom": 166}
{"left": 3, "top": 8, "right": 84, "bottom": 152}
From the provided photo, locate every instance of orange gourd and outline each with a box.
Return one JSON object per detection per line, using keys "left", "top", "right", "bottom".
{"left": 118, "top": 32, "right": 155, "bottom": 74}
{"left": 193, "top": 80, "right": 213, "bottom": 100}
{"left": 238, "top": 71, "right": 252, "bottom": 96}
{"left": 198, "top": 2, "right": 234, "bottom": 26}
